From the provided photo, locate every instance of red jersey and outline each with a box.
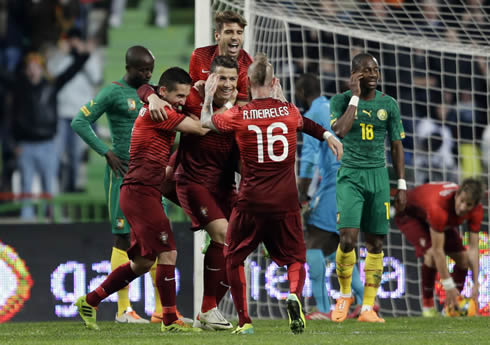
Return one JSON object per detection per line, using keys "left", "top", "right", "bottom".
{"left": 189, "top": 45, "right": 253, "bottom": 101}
{"left": 405, "top": 182, "right": 483, "bottom": 232}
{"left": 176, "top": 88, "right": 238, "bottom": 192}
{"left": 123, "top": 104, "right": 185, "bottom": 192}
{"left": 213, "top": 98, "right": 303, "bottom": 213}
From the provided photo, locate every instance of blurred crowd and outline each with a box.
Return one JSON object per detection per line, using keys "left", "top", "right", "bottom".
{"left": 289, "top": 0, "right": 490, "bottom": 186}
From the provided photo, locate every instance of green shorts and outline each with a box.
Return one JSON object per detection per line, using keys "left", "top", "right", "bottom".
{"left": 104, "top": 165, "right": 169, "bottom": 235}
{"left": 336, "top": 166, "right": 390, "bottom": 235}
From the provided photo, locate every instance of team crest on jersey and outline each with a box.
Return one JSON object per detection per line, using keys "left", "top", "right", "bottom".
{"left": 336, "top": 212, "right": 340, "bottom": 224}
{"left": 116, "top": 218, "right": 125, "bottom": 229}
{"left": 127, "top": 98, "right": 137, "bottom": 111}
{"left": 200, "top": 206, "right": 208, "bottom": 218}
{"left": 160, "top": 232, "right": 168, "bottom": 244}
{"left": 377, "top": 109, "right": 388, "bottom": 121}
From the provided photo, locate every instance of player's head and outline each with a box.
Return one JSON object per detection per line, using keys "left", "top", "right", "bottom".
{"left": 248, "top": 53, "right": 273, "bottom": 88}
{"left": 210, "top": 55, "right": 239, "bottom": 105}
{"left": 295, "top": 73, "right": 321, "bottom": 106}
{"left": 454, "top": 178, "right": 483, "bottom": 216}
{"left": 125, "top": 45, "right": 155, "bottom": 88}
{"left": 351, "top": 53, "right": 380, "bottom": 91}
{"left": 24, "top": 52, "right": 45, "bottom": 85}
{"left": 158, "top": 67, "right": 193, "bottom": 109}
{"left": 214, "top": 11, "right": 247, "bottom": 58}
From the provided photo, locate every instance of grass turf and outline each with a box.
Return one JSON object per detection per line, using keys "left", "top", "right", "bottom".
{"left": 1, "top": 317, "right": 489, "bottom": 345}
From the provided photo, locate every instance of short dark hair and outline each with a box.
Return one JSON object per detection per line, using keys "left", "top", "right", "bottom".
{"left": 351, "top": 53, "right": 376, "bottom": 72}
{"left": 158, "top": 67, "right": 192, "bottom": 91}
{"left": 295, "top": 73, "right": 321, "bottom": 98}
{"left": 215, "top": 10, "right": 247, "bottom": 32}
{"left": 458, "top": 178, "right": 484, "bottom": 205}
{"left": 210, "top": 55, "right": 239, "bottom": 73}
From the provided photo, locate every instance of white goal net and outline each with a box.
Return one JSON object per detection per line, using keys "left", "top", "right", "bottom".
{"left": 199, "top": 0, "right": 490, "bottom": 318}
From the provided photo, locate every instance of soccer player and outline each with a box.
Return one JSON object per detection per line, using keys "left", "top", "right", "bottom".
{"left": 296, "top": 74, "right": 365, "bottom": 320}
{"left": 330, "top": 53, "right": 407, "bottom": 323}
{"left": 71, "top": 46, "right": 155, "bottom": 323}
{"left": 201, "top": 53, "right": 343, "bottom": 334}
{"left": 75, "top": 67, "right": 208, "bottom": 332}
{"left": 138, "top": 55, "right": 242, "bottom": 330}
{"left": 394, "top": 179, "right": 483, "bottom": 316}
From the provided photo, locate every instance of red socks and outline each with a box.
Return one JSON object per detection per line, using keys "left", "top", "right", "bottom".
{"left": 227, "top": 263, "right": 251, "bottom": 327}
{"left": 156, "top": 264, "right": 178, "bottom": 325}
{"left": 451, "top": 265, "right": 468, "bottom": 292}
{"left": 288, "top": 262, "right": 306, "bottom": 297}
{"left": 202, "top": 241, "right": 228, "bottom": 313}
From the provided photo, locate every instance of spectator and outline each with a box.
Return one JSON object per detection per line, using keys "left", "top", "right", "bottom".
{"left": 109, "top": 0, "right": 169, "bottom": 28}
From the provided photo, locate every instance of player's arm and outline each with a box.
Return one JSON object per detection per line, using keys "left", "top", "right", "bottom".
{"left": 391, "top": 140, "right": 407, "bottom": 212}
{"left": 331, "top": 72, "right": 363, "bottom": 138}
{"left": 137, "top": 84, "right": 169, "bottom": 122}
{"left": 429, "top": 227, "right": 460, "bottom": 308}
{"left": 175, "top": 116, "right": 209, "bottom": 136}
{"left": 467, "top": 231, "right": 480, "bottom": 301}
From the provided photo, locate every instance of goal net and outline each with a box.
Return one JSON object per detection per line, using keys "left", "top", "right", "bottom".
{"left": 202, "top": 0, "right": 490, "bottom": 318}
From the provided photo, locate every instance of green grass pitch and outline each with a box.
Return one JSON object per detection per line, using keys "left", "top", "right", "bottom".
{"left": 1, "top": 317, "right": 489, "bottom": 345}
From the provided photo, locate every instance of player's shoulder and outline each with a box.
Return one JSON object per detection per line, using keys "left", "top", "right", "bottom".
{"left": 330, "top": 91, "right": 351, "bottom": 104}
{"left": 192, "top": 45, "right": 217, "bottom": 58}
{"left": 238, "top": 49, "right": 253, "bottom": 64}
{"left": 376, "top": 90, "right": 398, "bottom": 105}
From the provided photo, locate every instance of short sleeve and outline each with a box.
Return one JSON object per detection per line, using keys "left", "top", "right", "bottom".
{"left": 387, "top": 98, "right": 405, "bottom": 141}
{"left": 329, "top": 94, "right": 347, "bottom": 125}
{"left": 156, "top": 107, "right": 186, "bottom": 131}
{"left": 212, "top": 107, "right": 240, "bottom": 133}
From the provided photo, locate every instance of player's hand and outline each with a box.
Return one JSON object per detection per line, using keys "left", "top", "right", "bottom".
{"left": 326, "top": 135, "right": 343, "bottom": 161}
{"left": 193, "top": 80, "right": 206, "bottom": 99}
{"left": 471, "top": 282, "right": 479, "bottom": 301}
{"left": 148, "top": 94, "right": 169, "bottom": 122}
{"left": 272, "top": 77, "right": 286, "bottom": 102}
{"left": 394, "top": 189, "right": 407, "bottom": 213}
{"left": 204, "top": 73, "right": 219, "bottom": 98}
{"left": 105, "top": 150, "right": 127, "bottom": 178}
{"left": 445, "top": 288, "right": 460, "bottom": 311}
{"left": 349, "top": 72, "right": 363, "bottom": 97}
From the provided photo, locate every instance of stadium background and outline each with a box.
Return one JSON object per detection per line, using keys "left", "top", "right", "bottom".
{"left": 0, "top": 0, "right": 489, "bottom": 324}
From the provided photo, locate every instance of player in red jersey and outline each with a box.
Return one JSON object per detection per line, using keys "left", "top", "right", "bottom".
{"left": 75, "top": 67, "right": 208, "bottom": 333}
{"left": 201, "top": 53, "right": 343, "bottom": 334}
{"left": 394, "top": 179, "right": 484, "bottom": 316}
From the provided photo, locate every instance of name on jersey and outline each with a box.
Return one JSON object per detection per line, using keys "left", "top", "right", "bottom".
{"left": 243, "top": 106, "right": 289, "bottom": 120}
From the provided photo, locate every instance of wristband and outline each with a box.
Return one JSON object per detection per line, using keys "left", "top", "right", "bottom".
{"left": 323, "top": 131, "right": 333, "bottom": 140}
{"left": 397, "top": 179, "right": 407, "bottom": 190}
{"left": 224, "top": 101, "right": 233, "bottom": 110}
{"left": 349, "top": 95, "right": 359, "bottom": 107}
{"left": 441, "top": 277, "right": 456, "bottom": 291}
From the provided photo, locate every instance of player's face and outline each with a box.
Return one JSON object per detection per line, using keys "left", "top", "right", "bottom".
{"left": 126, "top": 57, "right": 154, "bottom": 88}
{"left": 215, "top": 22, "right": 244, "bottom": 58}
{"left": 161, "top": 83, "right": 191, "bottom": 110}
{"left": 357, "top": 58, "right": 380, "bottom": 91}
{"left": 454, "top": 191, "right": 476, "bottom": 216}
{"left": 213, "top": 66, "right": 238, "bottom": 103}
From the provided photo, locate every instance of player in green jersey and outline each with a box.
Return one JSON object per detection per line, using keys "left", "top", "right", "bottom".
{"left": 329, "top": 53, "right": 407, "bottom": 323}
{"left": 71, "top": 46, "right": 154, "bottom": 323}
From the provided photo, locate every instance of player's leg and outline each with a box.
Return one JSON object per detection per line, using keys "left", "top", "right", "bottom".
{"left": 357, "top": 167, "right": 389, "bottom": 323}
{"left": 105, "top": 166, "right": 147, "bottom": 323}
{"left": 421, "top": 250, "right": 438, "bottom": 316}
{"left": 225, "top": 208, "right": 259, "bottom": 334}
{"left": 445, "top": 228, "right": 469, "bottom": 293}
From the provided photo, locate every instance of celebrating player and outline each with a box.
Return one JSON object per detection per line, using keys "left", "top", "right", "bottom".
{"left": 75, "top": 67, "right": 208, "bottom": 332}
{"left": 394, "top": 179, "right": 483, "bottom": 316}
{"left": 330, "top": 53, "right": 407, "bottom": 323}
{"left": 71, "top": 46, "right": 155, "bottom": 323}
{"left": 296, "top": 74, "right": 366, "bottom": 320}
{"left": 201, "top": 53, "right": 342, "bottom": 334}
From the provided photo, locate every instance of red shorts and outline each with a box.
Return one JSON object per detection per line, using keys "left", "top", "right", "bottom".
{"left": 120, "top": 184, "right": 176, "bottom": 261}
{"left": 224, "top": 208, "right": 306, "bottom": 267}
{"left": 394, "top": 213, "right": 465, "bottom": 257}
{"left": 176, "top": 181, "right": 236, "bottom": 230}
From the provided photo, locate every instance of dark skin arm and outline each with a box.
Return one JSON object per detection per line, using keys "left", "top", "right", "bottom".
{"left": 391, "top": 140, "right": 407, "bottom": 212}
{"left": 105, "top": 150, "right": 127, "bottom": 178}
{"left": 331, "top": 72, "right": 363, "bottom": 138}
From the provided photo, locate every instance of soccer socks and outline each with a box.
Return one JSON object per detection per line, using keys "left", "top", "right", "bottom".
{"left": 422, "top": 264, "right": 437, "bottom": 307}
{"left": 150, "top": 260, "right": 162, "bottom": 314}
{"left": 87, "top": 262, "right": 138, "bottom": 307}
{"left": 451, "top": 265, "right": 468, "bottom": 292}
{"left": 351, "top": 260, "right": 364, "bottom": 305}
{"left": 336, "top": 246, "right": 356, "bottom": 296}
{"left": 156, "top": 264, "right": 178, "bottom": 325}
{"left": 110, "top": 247, "right": 132, "bottom": 316}
{"left": 227, "top": 262, "right": 251, "bottom": 327}
{"left": 362, "top": 251, "right": 384, "bottom": 308}
{"left": 288, "top": 262, "right": 306, "bottom": 297}
{"left": 307, "top": 249, "right": 330, "bottom": 313}
{"left": 202, "top": 241, "right": 227, "bottom": 313}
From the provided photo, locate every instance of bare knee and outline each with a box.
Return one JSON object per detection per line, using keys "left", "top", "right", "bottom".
{"left": 205, "top": 218, "right": 228, "bottom": 244}
{"left": 157, "top": 250, "right": 177, "bottom": 265}
{"left": 339, "top": 228, "right": 359, "bottom": 252}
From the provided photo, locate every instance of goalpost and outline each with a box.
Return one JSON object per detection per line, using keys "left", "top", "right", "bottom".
{"left": 195, "top": 0, "right": 490, "bottom": 318}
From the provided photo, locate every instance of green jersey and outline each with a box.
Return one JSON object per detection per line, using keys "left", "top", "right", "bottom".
{"left": 330, "top": 90, "right": 405, "bottom": 168}
{"left": 71, "top": 78, "right": 142, "bottom": 162}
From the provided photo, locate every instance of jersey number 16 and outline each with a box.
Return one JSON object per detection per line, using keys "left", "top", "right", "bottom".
{"left": 248, "top": 122, "right": 289, "bottom": 163}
